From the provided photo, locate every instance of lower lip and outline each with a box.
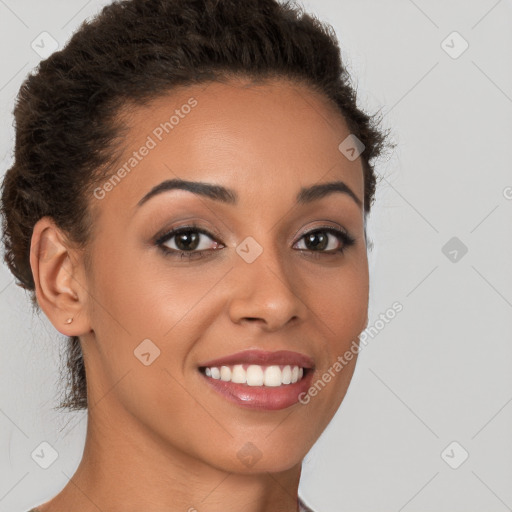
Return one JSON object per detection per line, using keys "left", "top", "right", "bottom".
{"left": 199, "top": 369, "right": 314, "bottom": 410}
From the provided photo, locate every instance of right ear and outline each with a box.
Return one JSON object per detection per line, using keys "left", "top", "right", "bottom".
{"left": 30, "top": 216, "right": 92, "bottom": 337}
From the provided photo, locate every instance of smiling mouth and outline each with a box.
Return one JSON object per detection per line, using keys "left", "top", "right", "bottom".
{"left": 198, "top": 363, "right": 310, "bottom": 387}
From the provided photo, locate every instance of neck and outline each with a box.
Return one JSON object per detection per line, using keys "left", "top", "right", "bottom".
{"left": 40, "top": 399, "right": 303, "bottom": 512}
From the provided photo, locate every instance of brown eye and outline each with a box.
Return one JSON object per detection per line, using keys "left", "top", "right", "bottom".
{"left": 294, "top": 227, "right": 356, "bottom": 254}
{"left": 156, "top": 225, "right": 224, "bottom": 260}
{"left": 168, "top": 230, "right": 201, "bottom": 251}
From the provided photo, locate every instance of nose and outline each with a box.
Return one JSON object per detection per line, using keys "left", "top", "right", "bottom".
{"left": 227, "top": 241, "right": 307, "bottom": 331}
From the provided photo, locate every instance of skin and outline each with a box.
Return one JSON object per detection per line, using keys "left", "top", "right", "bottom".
{"left": 30, "top": 78, "right": 369, "bottom": 512}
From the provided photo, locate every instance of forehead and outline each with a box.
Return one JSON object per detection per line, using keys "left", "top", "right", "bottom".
{"left": 96, "top": 78, "right": 364, "bottom": 212}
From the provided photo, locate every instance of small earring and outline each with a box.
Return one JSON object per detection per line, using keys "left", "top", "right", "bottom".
{"left": 64, "top": 317, "right": 73, "bottom": 324}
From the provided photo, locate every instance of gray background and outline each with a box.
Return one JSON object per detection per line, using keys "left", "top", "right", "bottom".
{"left": 1, "top": 1, "right": 511, "bottom": 511}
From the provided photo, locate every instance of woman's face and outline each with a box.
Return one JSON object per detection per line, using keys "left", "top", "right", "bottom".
{"left": 78, "top": 79, "right": 369, "bottom": 473}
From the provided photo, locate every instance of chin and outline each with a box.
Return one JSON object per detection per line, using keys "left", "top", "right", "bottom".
{"left": 200, "top": 435, "right": 311, "bottom": 475}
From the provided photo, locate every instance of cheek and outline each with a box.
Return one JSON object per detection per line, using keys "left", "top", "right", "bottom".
{"left": 303, "top": 258, "right": 369, "bottom": 343}
{"left": 85, "top": 244, "right": 231, "bottom": 403}
{"left": 90, "top": 241, "right": 217, "bottom": 337}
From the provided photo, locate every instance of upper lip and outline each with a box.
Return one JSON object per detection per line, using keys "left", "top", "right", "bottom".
{"left": 198, "top": 349, "right": 315, "bottom": 369}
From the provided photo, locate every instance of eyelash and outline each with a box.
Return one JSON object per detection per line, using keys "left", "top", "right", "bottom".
{"left": 155, "top": 223, "right": 356, "bottom": 261}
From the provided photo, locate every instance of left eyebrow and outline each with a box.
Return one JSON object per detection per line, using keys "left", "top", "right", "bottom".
{"left": 296, "top": 181, "right": 362, "bottom": 209}
{"left": 136, "top": 178, "right": 362, "bottom": 209}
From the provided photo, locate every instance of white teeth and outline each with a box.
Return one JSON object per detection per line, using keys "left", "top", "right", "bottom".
{"left": 203, "top": 364, "right": 306, "bottom": 386}
{"left": 231, "top": 364, "right": 246, "bottom": 384}
{"left": 246, "top": 365, "right": 264, "bottom": 386}
{"left": 220, "top": 365, "right": 231, "bottom": 381}
{"left": 282, "top": 365, "right": 292, "bottom": 384}
{"left": 264, "top": 366, "right": 282, "bottom": 387}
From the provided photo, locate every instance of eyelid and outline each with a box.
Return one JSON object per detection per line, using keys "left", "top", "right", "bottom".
{"left": 294, "top": 221, "right": 351, "bottom": 241}
{"left": 153, "top": 222, "right": 224, "bottom": 246}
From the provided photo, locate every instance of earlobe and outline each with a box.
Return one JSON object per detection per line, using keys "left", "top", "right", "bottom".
{"left": 30, "top": 216, "right": 89, "bottom": 336}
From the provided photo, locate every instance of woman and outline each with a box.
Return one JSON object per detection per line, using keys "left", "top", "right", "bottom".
{"left": 0, "top": 0, "right": 391, "bottom": 510}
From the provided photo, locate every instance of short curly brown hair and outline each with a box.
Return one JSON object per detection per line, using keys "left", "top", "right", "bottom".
{"left": 0, "top": 0, "right": 392, "bottom": 411}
